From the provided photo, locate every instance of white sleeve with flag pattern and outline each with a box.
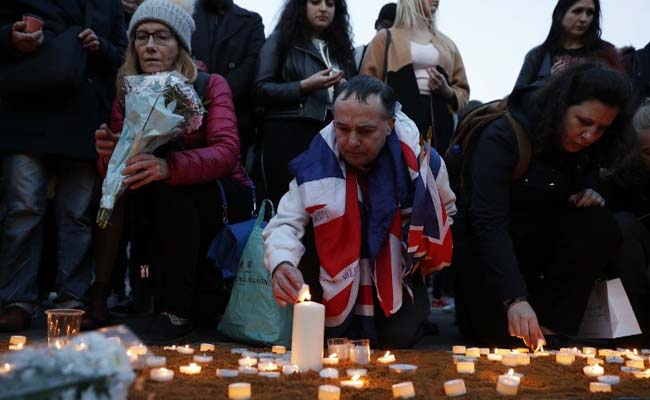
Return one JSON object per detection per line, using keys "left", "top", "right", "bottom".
{"left": 436, "top": 157, "right": 457, "bottom": 221}
{"left": 263, "top": 178, "right": 311, "bottom": 275}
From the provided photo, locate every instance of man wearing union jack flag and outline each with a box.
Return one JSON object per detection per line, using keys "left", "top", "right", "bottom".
{"left": 263, "top": 75, "right": 456, "bottom": 348}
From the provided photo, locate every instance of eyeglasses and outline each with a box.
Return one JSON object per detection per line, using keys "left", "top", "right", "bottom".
{"left": 133, "top": 30, "right": 175, "bottom": 46}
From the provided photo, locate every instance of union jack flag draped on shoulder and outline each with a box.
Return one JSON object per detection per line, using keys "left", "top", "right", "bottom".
{"left": 288, "top": 109, "right": 453, "bottom": 332}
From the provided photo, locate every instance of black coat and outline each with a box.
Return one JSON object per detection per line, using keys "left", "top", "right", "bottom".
{"left": 255, "top": 32, "right": 356, "bottom": 122}
{"left": 191, "top": 0, "right": 264, "bottom": 133}
{"left": 0, "top": 0, "right": 127, "bottom": 160}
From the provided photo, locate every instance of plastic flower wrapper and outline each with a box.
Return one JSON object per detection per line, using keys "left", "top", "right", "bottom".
{"left": 96, "top": 71, "right": 205, "bottom": 228}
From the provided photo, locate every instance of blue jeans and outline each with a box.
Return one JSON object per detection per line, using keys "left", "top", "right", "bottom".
{"left": 0, "top": 154, "right": 96, "bottom": 305}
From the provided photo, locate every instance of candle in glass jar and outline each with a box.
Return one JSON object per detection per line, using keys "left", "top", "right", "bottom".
{"left": 349, "top": 340, "right": 370, "bottom": 365}
{"left": 589, "top": 382, "right": 611, "bottom": 393}
{"left": 392, "top": 381, "right": 415, "bottom": 399}
{"left": 291, "top": 284, "right": 325, "bottom": 372}
{"left": 583, "top": 365, "right": 604, "bottom": 377}
{"left": 456, "top": 361, "right": 475, "bottom": 374}
{"left": 177, "top": 345, "right": 195, "bottom": 355}
{"left": 150, "top": 367, "right": 174, "bottom": 382}
{"left": 378, "top": 351, "right": 396, "bottom": 364}
{"left": 179, "top": 363, "right": 201, "bottom": 375}
{"left": 318, "top": 385, "right": 340, "bottom": 400}
{"left": 443, "top": 379, "right": 466, "bottom": 397}
{"left": 228, "top": 383, "right": 251, "bottom": 399}
{"left": 496, "top": 375, "right": 519, "bottom": 396}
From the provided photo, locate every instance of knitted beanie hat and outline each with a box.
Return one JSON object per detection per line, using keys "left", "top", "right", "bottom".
{"left": 128, "top": 0, "right": 196, "bottom": 52}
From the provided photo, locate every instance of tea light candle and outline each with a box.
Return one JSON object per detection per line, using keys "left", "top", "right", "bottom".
{"left": 272, "top": 345, "right": 286, "bottom": 355}
{"left": 318, "top": 385, "right": 340, "bottom": 400}
{"left": 228, "top": 383, "right": 251, "bottom": 399}
{"left": 480, "top": 348, "right": 490, "bottom": 356}
{"left": 177, "top": 345, "right": 194, "bottom": 355}
{"left": 199, "top": 343, "right": 215, "bottom": 352}
{"left": 259, "top": 371, "right": 281, "bottom": 378}
{"left": 146, "top": 356, "right": 167, "bottom": 367}
{"left": 128, "top": 344, "right": 147, "bottom": 355}
{"left": 231, "top": 348, "right": 247, "bottom": 354}
{"left": 259, "top": 357, "right": 275, "bottom": 364}
{"left": 319, "top": 368, "right": 339, "bottom": 379}
{"left": 589, "top": 382, "right": 611, "bottom": 393}
{"left": 378, "top": 351, "right": 396, "bottom": 364}
{"left": 583, "top": 365, "right": 604, "bottom": 377}
{"left": 340, "top": 374, "right": 364, "bottom": 389}
{"left": 452, "top": 345, "right": 466, "bottom": 354}
{"left": 163, "top": 345, "right": 177, "bottom": 351}
{"left": 443, "top": 379, "right": 466, "bottom": 397}
{"left": 599, "top": 349, "right": 613, "bottom": 357}
{"left": 503, "top": 369, "right": 522, "bottom": 383}
{"left": 0, "top": 363, "right": 12, "bottom": 376}
{"left": 583, "top": 347, "right": 597, "bottom": 355}
{"left": 258, "top": 362, "right": 278, "bottom": 372}
{"left": 238, "top": 366, "right": 257, "bottom": 375}
{"left": 389, "top": 364, "right": 417, "bottom": 373}
{"left": 9, "top": 335, "right": 26, "bottom": 346}
{"left": 282, "top": 365, "right": 300, "bottom": 375}
{"left": 217, "top": 369, "right": 239, "bottom": 378}
{"left": 346, "top": 368, "right": 367, "bottom": 376}
{"left": 465, "top": 347, "right": 480, "bottom": 358}
{"left": 193, "top": 354, "right": 213, "bottom": 363}
{"left": 627, "top": 359, "right": 645, "bottom": 369}
{"left": 634, "top": 369, "right": 650, "bottom": 379}
{"left": 150, "top": 367, "right": 174, "bottom": 382}
{"left": 496, "top": 375, "right": 519, "bottom": 396}
{"left": 179, "top": 363, "right": 201, "bottom": 375}
{"left": 597, "top": 375, "right": 620, "bottom": 385}
{"left": 323, "top": 354, "right": 339, "bottom": 366}
{"left": 488, "top": 353, "right": 503, "bottom": 361}
{"left": 502, "top": 354, "right": 518, "bottom": 367}
{"left": 456, "top": 361, "right": 475, "bottom": 374}
{"left": 8, "top": 343, "right": 23, "bottom": 351}
{"left": 556, "top": 352, "right": 575, "bottom": 365}
{"left": 238, "top": 357, "right": 258, "bottom": 367}
{"left": 621, "top": 366, "right": 640, "bottom": 373}
{"left": 242, "top": 351, "right": 258, "bottom": 358}
{"left": 318, "top": 385, "right": 341, "bottom": 400}
{"left": 516, "top": 354, "right": 530, "bottom": 366}
{"left": 587, "top": 358, "right": 604, "bottom": 366}
{"left": 495, "top": 348, "right": 511, "bottom": 355}
{"left": 392, "top": 381, "right": 415, "bottom": 399}
{"left": 606, "top": 356, "right": 625, "bottom": 364}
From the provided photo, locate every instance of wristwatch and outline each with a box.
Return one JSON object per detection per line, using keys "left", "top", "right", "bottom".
{"left": 504, "top": 296, "right": 527, "bottom": 311}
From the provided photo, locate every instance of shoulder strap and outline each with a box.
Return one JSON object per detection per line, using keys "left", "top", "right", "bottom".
{"left": 505, "top": 111, "right": 531, "bottom": 182}
{"left": 194, "top": 71, "right": 211, "bottom": 101}
{"left": 382, "top": 29, "right": 392, "bottom": 83}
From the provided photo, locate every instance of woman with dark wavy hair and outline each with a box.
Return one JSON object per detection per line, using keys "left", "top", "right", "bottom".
{"left": 455, "top": 63, "right": 635, "bottom": 348}
{"left": 514, "top": 0, "right": 621, "bottom": 88}
{"left": 256, "top": 0, "right": 356, "bottom": 205}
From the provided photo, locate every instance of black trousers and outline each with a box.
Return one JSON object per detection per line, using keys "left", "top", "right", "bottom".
{"left": 456, "top": 207, "right": 621, "bottom": 346}
{"left": 410, "top": 95, "right": 455, "bottom": 152}
{"left": 128, "top": 179, "right": 253, "bottom": 319}
{"left": 261, "top": 117, "right": 330, "bottom": 206}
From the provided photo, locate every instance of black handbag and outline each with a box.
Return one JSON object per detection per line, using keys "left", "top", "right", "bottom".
{"left": 0, "top": 3, "right": 93, "bottom": 99}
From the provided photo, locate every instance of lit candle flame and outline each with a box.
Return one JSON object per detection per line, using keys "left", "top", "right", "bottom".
{"left": 328, "top": 353, "right": 338, "bottom": 359}
{"left": 298, "top": 284, "right": 311, "bottom": 302}
{"left": 352, "top": 374, "right": 360, "bottom": 382}
{"left": 384, "top": 351, "right": 391, "bottom": 357}
{"left": 634, "top": 349, "right": 639, "bottom": 355}
{"left": 507, "top": 369, "right": 514, "bottom": 377}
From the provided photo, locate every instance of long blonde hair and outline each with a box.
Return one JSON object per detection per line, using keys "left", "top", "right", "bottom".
{"left": 393, "top": 0, "right": 437, "bottom": 34}
{"left": 115, "top": 41, "right": 198, "bottom": 102}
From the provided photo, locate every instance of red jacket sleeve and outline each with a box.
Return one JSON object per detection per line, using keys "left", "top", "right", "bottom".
{"left": 97, "top": 98, "right": 125, "bottom": 177}
{"left": 165, "top": 74, "right": 240, "bottom": 185}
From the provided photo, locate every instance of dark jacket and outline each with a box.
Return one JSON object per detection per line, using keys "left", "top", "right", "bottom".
{"left": 514, "top": 41, "right": 622, "bottom": 89}
{"left": 99, "top": 74, "right": 249, "bottom": 187}
{"left": 460, "top": 86, "right": 599, "bottom": 301}
{"left": 192, "top": 0, "right": 264, "bottom": 133}
{"left": 622, "top": 41, "right": 650, "bottom": 105}
{"left": 0, "top": 0, "right": 127, "bottom": 160}
{"left": 255, "top": 32, "right": 356, "bottom": 122}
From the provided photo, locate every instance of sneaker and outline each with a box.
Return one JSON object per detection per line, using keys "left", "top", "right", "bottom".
{"left": 141, "top": 313, "right": 193, "bottom": 344}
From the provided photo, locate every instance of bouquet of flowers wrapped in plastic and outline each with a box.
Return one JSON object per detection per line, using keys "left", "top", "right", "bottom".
{"left": 96, "top": 71, "right": 205, "bottom": 228}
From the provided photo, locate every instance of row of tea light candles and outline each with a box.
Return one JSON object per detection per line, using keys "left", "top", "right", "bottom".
{"left": 443, "top": 345, "right": 650, "bottom": 396}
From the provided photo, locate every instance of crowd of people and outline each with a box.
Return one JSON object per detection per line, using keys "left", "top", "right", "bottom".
{"left": 0, "top": 0, "right": 648, "bottom": 350}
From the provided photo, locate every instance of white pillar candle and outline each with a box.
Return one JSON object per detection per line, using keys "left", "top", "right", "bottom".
{"left": 272, "top": 345, "right": 286, "bottom": 355}
{"left": 319, "top": 368, "right": 339, "bottom": 379}
{"left": 217, "top": 369, "right": 239, "bottom": 378}
{"left": 238, "top": 357, "right": 258, "bottom": 367}
{"left": 346, "top": 368, "right": 367, "bottom": 376}
{"left": 589, "top": 382, "right": 611, "bottom": 393}
{"left": 258, "top": 362, "right": 278, "bottom": 372}
{"left": 516, "top": 354, "right": 530, "bottom": 366}
{"left": 318, "top": 385, "right": 340, "bottom": 400}
{"left": 340, "top": 374, "right": 364, "bottom": 389}
{"left": 238, "top": 366, "right": 257, "bottom": 375}
{"left": 488, "top": 353, "right": 503, "bottom": 361}
{"left": 323, "top": 354, "right": 339, "bottom": 366}
{"left": 597, "top": 375, "right": 620, "bottom": 385}
{"left": 556, "top": 353, "right": 575, "bottom": 365}
{"left": 443, "top": 379, "right": 466, "bottom": 397}
{"left": 282, "top": 365, "right": 300, "bottom": 375}
{"left": 179, "top": 363, "right": 201, "bottom": 375}
{"left": 177, "top": 345, "right": 194, "bottom": 355}
{"left": 228, "top": 383, "right": 251, "bottom": 400}
{"left": 583, "top": 365, "right": 604, "bottom": 377}
{"left": 378, "top": 351, "right": 396, "bottom": 364}
{"left": 146, "top": 356, "right": 167, "bottom": 367}
{"left": 193, "top": 354, "right": 213, "bottom": 363}
{"left": 587, "top": 358, "right": 604, "bottom": 366}
{"left": 291, "top": 284, "right": 325, "bottom": 372}
{"left": 150, "top": 367, "right": 174, "bottom": 382}
{"left": 502, "top": 354, "right": 518, "bottom": 367}
{"left": 465, "top": 348, "right": 480, "bottom": 358}
{"left": 9, "top": 336, "right": 26, "bottom": 346}
{"left": 627, "top": 359, "right": 645, "bottom": 369}
{"left": 452, "top": 346, "right": 466, "bottom": 354}
{"left": 392, "top": 381, "right": 415, "bottom": 399}
{"left": 456, "top": 361, "right": 475, "bottom": 374}
{"left": 496, "top": 375, "right": 519, "bottom": 396}
{"left": 199, "top": 343, "right": 215, "bottom": 352}
{"left": 389, "top": 364, "right": 417, "bottom": 373}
